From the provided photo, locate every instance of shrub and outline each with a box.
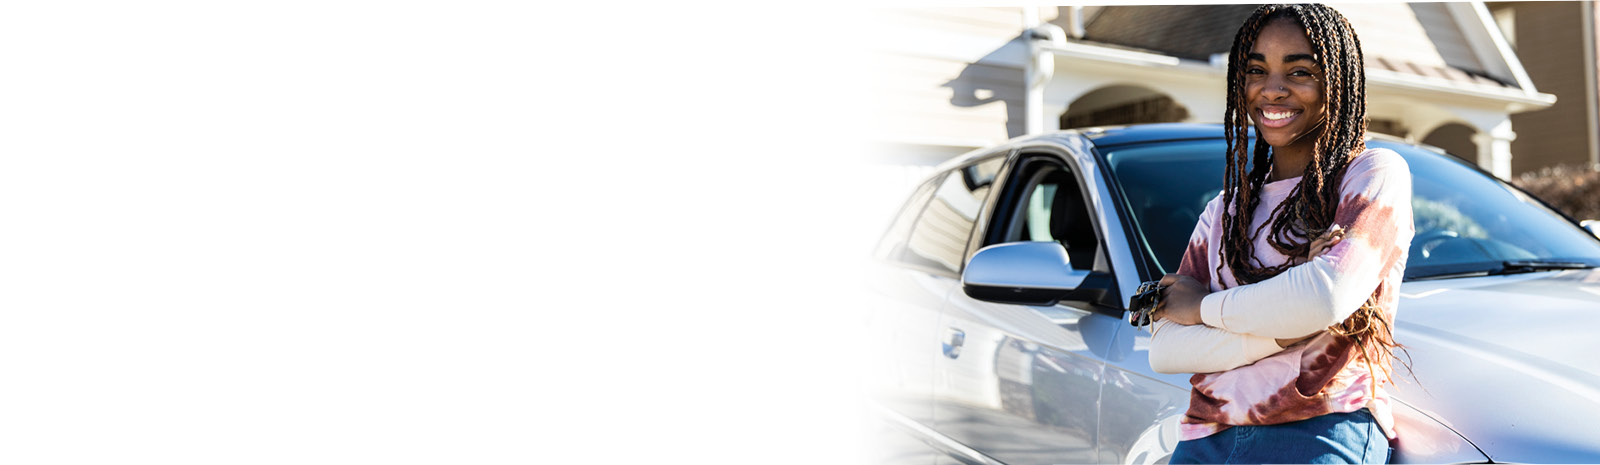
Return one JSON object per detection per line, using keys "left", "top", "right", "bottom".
{"left": 1512, "top": 164, "right": 1600, "bottom": 221}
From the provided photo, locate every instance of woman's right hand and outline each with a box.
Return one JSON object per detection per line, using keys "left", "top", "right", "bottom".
{"left": 1153, "top": 274, "right": 1206, "bottom": 326}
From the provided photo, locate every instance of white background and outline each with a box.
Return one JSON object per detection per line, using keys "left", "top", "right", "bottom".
{"left": 0, "top": 1, "right": 880, "bottom": 463}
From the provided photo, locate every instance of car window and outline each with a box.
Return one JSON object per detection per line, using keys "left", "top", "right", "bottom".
{"left": 1024, "top": 182, "right": 1058, "bottom": 242}
{"left": 897, "top": 156, "right": 1005, "bottom": 274}
{"left": 1403, "top": 147, "right": 1600, "bottom": 277}
{"left": 875, "top": 174, "right": 943, "bottom": 261}
{"left": 1102, "top": 140, "right": 1228, "bottom": 274}
{"left": 1102, "top": 139, "right": 1600, "bottom": 278}
{"left": 994, "top": 156, "right": 1101, "bottom": 271}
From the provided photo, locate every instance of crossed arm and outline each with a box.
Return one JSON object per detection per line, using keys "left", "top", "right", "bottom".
{"left": 1146, "top": 228, "right": 1343, "bottom": 374}
{"left": 1146, "top": 150, "right": 1413, "bottom": 375}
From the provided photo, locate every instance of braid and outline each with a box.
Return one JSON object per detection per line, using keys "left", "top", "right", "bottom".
{"left": 1217, "top": 11, "right": 1276, "bottom": 282}
{"left": 1217, "top": 4, "right": 1412, "bottom": 389}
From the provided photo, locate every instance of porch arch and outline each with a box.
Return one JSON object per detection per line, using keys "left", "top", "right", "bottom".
{"left": 1420, "top": 122, "right": 1479, "bottom": 163}
{"left": 1060, "top": 84, "right": 1189, "bottom": 129}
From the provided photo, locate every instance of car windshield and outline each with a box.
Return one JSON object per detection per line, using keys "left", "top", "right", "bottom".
{"left": 1102, "top": 138, "right": 1600, "bottom": 280}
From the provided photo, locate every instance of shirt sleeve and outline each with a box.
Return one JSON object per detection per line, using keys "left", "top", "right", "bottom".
{"left": 1148, "top": 193, "right": 1284, "bottom": 374}
{"left": 1148, "top": 319, "right": 1284, "bottom": 373}
{"left": 1198, "top": 149, "right": 1414, "bottom": 339}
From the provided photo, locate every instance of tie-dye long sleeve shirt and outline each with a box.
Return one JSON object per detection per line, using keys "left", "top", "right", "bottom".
{"left": 1148, "top": 147, "right": 1413, "bottom": 441}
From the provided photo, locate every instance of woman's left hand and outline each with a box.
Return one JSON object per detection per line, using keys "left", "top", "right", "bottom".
{"left": 1154, "top": 274, "right": 1206, "bottom": 326}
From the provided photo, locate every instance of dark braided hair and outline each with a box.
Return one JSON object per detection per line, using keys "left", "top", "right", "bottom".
{"left": 1217, "top": 4, "right": 1409, "bottom": 389}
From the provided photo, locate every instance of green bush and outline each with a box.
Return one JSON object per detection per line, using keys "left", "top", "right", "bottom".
{"left": 1513, "top": 164, "right": 1600, "bottom": 221}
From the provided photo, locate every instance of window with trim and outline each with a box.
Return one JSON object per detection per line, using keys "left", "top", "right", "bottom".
{"left": 991, "top": 156, "right": 1104, "bottom": 272}
{"left": 875, "top": 174, "right": 942, "bottom": 261}
{"left": 896, "top": 156, "right": 1005, "bottom": 274}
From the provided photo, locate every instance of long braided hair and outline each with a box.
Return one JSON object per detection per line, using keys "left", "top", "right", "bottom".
{"left": 1217, "top": 4, "right": 1408, "bottom": 388}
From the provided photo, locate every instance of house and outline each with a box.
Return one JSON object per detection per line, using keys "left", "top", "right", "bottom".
{"left": 867, "top": 4, "right": 1575, "bottom": 194}
{"left": 1485, "top": 1, "right": 1600, "bottom": 176}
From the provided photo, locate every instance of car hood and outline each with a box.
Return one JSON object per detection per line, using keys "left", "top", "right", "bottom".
{"left": 1392, "top": 268, "right": 1600, "bottom": 462}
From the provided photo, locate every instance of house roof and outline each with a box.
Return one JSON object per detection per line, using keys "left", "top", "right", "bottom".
{"left": 1069, "top": 4, "right": 1521, "bottom": 90}
{"left": 1077, "top": 5, "right": 1257, "bottom": 62}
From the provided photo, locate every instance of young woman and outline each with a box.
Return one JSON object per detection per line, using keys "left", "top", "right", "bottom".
{"left": 1147, "top": 4, "right": 1412, "bottom": 464}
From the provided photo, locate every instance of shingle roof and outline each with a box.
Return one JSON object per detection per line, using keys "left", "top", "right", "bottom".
{"left": 1368, "top": 55, "right": 1510, "bottom": 88}
{"left": 1080, "top": 5, "right": 1258, "bottom": 61}
{"left": 1071, "top": 4, "right": 1517, "bottom": 89}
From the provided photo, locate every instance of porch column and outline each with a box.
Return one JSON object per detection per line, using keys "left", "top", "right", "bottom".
{"left": 1471, "top": 119, "right": 1516, "bottom": 179}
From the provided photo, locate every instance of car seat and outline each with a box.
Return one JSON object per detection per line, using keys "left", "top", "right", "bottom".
{"left": 1048, "top": 170, "right": 1099, "bottom": 270}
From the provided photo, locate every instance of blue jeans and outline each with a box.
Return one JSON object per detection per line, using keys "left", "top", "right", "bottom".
{"left": 1169, "top": 409, "right": 1391, "bottom": 464}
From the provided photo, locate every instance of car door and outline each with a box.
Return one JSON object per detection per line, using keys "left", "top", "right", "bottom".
{"left": 933, "top": 149, "right": 1126, "bottom": 465}
{"left": 1084, "top": 137, "right": 1224, "bottom": 465}
{"left": 865, "top": 154, "right": 1005, "bottom": 464}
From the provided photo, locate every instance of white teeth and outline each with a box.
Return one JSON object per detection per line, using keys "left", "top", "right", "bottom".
{"left": 1263, "top": 110, "right": 1295, "bottom": 120}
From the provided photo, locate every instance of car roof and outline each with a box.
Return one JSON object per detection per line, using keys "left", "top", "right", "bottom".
{"left": 929, "top": 123, "right": 1449, "bottom": 174}
{"left": 1077, "top": 123, "right": 1444, "bottom": 155}
{"left": 1078, "top": 122, "right": 1238, "bottom": 147}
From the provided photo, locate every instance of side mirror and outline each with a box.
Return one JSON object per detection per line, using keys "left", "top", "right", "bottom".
{"left": 963, "top": 242, "right": 1103, "bottom": 306}
{"left": 1584, "top": 220, "right": 1600, "bottom": 240}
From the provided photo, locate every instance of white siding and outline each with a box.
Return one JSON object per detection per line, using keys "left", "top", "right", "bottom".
{"left": 869, "top": 8, "right": 1028, "bottom": 150}
{"left": 1332, "top": 3, "right": 1457, "bottom": 69}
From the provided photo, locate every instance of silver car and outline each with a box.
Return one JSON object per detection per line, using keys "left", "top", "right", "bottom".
{"left": 865, "top": 123, "right": 1600, "bottom": 464}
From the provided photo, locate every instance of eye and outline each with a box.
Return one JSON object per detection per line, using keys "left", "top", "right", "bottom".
{"left": 1291, "top": 69, "right": 1313, "bottom": 77}
{"left": 1246, "top": 67, "right": 1266, "bottom": 75}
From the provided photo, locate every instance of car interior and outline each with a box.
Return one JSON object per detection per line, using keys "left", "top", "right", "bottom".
{"left": 1000, "top": 156, "right": 1104, "bottom": 273}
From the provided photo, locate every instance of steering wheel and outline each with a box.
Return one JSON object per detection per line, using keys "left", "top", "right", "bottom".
{"left": 1411, "top": 229, "right": 1461, "bottom": 259}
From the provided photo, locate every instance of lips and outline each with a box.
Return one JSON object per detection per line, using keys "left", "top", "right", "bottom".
{"left": 1257, "top": 107, "right": 1300, "bottom": 129}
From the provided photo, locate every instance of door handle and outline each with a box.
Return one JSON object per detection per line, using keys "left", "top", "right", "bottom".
{"left": 942, "top": 328, "right": 965, "bottom": 359}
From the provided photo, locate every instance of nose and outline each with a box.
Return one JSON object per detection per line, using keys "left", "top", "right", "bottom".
{"left": 1261, "top": 74, "right": 1289, "bottom": 101}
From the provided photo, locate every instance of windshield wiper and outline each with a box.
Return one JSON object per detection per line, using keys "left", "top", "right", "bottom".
{"left": 1488, "top": 260, "right": 1595, "bottom": 276}
{"left": 1408, "top": 260, "right": 1595, "bottom": 281}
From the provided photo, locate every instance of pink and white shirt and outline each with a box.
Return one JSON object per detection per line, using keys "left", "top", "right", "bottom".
{"left": 1147, "top": 147, "right": 1414, "bottom": 441}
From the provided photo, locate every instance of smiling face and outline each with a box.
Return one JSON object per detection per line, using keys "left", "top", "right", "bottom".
{"left": 1246, "top": 18, "right": 1326, "bottom": 155}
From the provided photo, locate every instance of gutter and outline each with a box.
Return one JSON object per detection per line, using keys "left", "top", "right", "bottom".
{"left": 1022, "top": 8, "right": 1066, "bottom": 135}
{"left": 1366, "top": 68, "right": 1556, "bottom": 112}
{"left": 1039, "top": 42, "right": 1181, "bottom": 68}
{"left": 1035, "top": 40, "right": 1555, "bottom": 114}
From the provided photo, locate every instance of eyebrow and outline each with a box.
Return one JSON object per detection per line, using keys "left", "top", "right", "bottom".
{"left": 1247, "top": 52, "right": 1318, "bottom": 64}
